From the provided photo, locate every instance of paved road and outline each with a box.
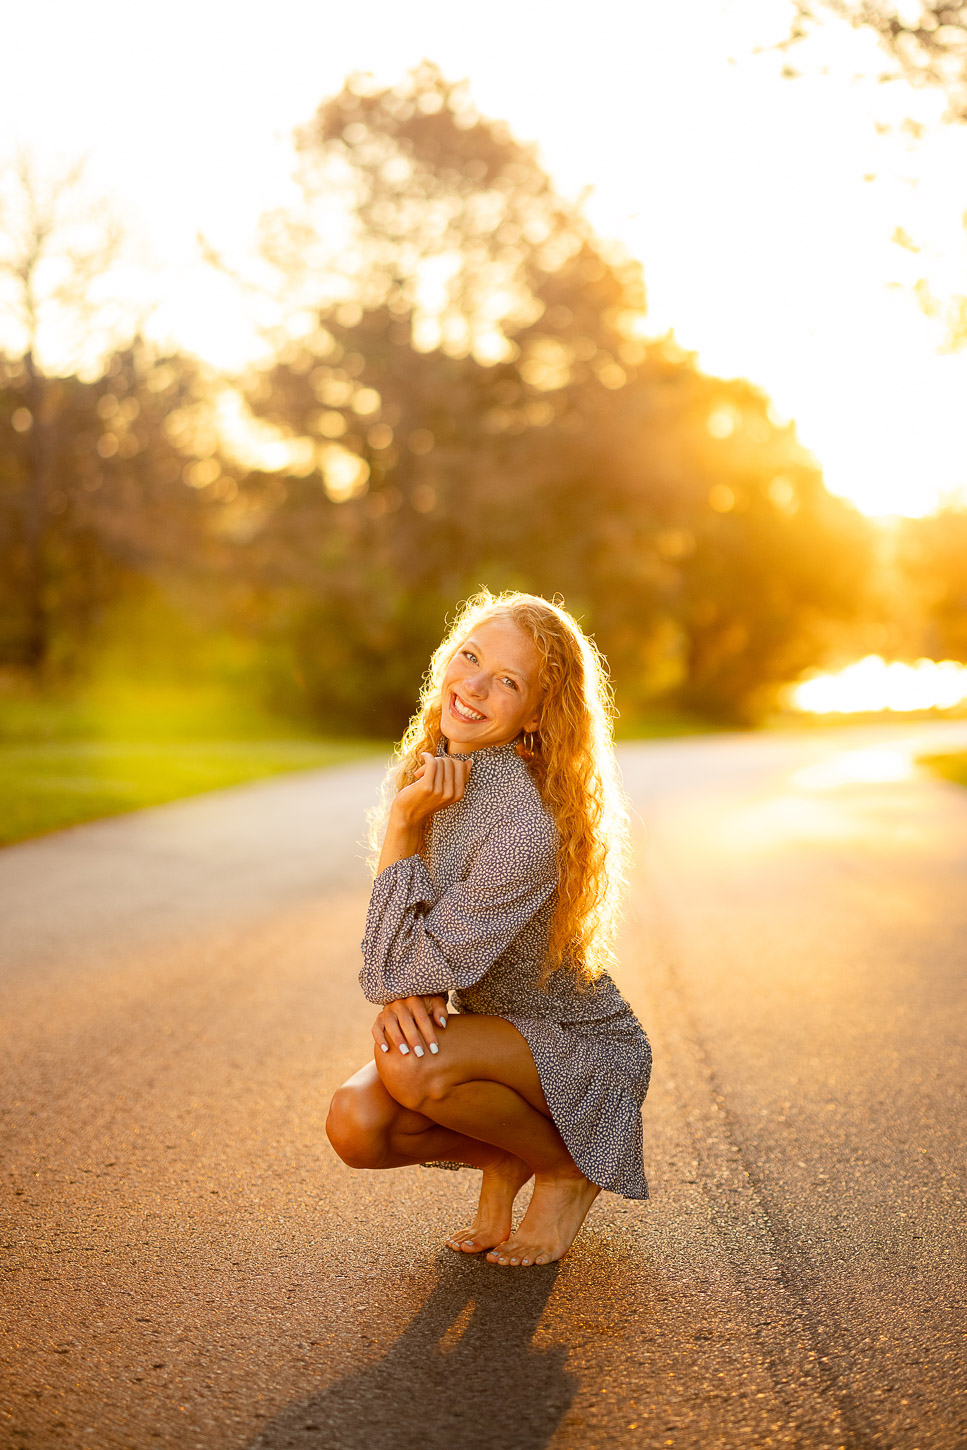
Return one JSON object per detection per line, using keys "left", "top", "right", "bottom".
{"left": 2, "top": 723, "right": 966, "bottom": 1450}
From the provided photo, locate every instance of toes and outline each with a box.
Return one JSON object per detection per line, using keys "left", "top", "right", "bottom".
{"left": 481, "top": 1242, "right": 554, "bottom": 1267}
{"left": 446, "top": 1230, "right": 477, "bottom": 1252}
{"left": 447, "top": 1225, "right": 512, "bottom": 1255}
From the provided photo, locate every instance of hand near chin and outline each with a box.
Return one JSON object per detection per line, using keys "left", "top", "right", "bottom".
{"left": 394, "top": 752, "right": 471, "bottom": 825}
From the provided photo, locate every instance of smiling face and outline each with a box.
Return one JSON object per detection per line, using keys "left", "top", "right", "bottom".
{"left": 440, "top": 615, "right": 542, "bottom": 753}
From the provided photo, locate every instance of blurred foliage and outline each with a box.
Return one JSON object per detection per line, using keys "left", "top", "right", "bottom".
{"left": 0, "top": 153, "right": 129, "bottom": 373}
{"left": 920, "top": 750, "right": 967, "bottom": 787}
{"left": 0, "top": 344, "right": 225, "bottom": 677}
{"left": 2, "top": 66, "right": 961, "bottom": 741}
{"left": 239, "top": 65, "right": 875, "bottom": 728}
{"left": 894, "top": 509, "right": 967, "bottom": 661}
{"left": 786, "top": 5, "right": 967, "bottom": 350}
{"left": 789, "top": 2, "right": 967, "bottom": 120}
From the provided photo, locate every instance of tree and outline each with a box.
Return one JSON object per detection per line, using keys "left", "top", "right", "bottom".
{"left": 894, "top": 508, "right": 967, "bottom": 660}
{"left": 262, "top": 61, "right": 612, "bottom": 362}
{"left": 0, "top": 154, "right": 134, "bottom": 672}
{"left": 0, "top": 341, "right": 226, "bottom": 678}
{"left": 235, "top": 67, "right": 874, "bottom": 730}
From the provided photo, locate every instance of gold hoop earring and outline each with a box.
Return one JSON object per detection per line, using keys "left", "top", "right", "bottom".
{"left": 524, "top": 730, "right": 537, "bottom": 753}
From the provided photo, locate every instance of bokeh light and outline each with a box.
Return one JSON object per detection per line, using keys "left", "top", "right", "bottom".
{"left": 790, "top": 655, "right": 967, "bottom": 714}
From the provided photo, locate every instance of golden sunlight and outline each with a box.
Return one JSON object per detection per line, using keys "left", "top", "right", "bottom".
{"left": 5, "top": 3, "right": 967, "bottom": 521}
{"left": 790, "top": 656, "right": 967, "bottom": 714}
{"left": 789, "top": 747, "right": 916, "bottom": 790}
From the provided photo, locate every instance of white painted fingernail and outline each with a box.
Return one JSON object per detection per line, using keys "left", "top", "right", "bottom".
{"left": 414, "top": 1045, "right": 424, "bottom": 1058}
{"left": 399, "top": 1044, "right": 409, "bottom": 1055}
{"left": 439, "top": 1016, "right": 447, "bottom": 1027}
{"left": 380, "top": 1043, "right": 389, "bottom": 1053}
{"left": 429, "top": 1042, "right": 439, "bottom": 1054}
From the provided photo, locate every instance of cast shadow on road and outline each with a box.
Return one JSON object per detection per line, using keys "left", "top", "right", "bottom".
{"left": 246, "top": 1253, "right": 573, "bottom": 1450}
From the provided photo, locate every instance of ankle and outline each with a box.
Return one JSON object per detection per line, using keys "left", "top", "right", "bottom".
{"left": 536, "top": 1159, "right": 588, "bottom": 1183}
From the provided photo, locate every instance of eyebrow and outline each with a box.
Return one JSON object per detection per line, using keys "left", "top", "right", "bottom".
{"left": 463, "top": 637, "right": 532, "bottom": 687}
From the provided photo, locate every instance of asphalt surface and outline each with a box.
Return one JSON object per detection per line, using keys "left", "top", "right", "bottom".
{"left": 2, "top": 722, "right": 966, "bottom": 1450}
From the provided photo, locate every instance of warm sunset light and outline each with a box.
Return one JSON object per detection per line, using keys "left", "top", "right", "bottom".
{"left": 6, "top": 13, "right": 967, "bottom": 1441}
{"left": 790, "top": 656, "right": 967, "bottom": 715}
{"left": 2, "top": 2, "right": 966, "bottom": 742}
{"left": 2, "top": 2, "right": 967, "bottom": 520}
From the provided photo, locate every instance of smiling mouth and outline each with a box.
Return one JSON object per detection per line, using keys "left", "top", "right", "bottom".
{"left": 450, "top": 691, "right": 486, "bottom": 723}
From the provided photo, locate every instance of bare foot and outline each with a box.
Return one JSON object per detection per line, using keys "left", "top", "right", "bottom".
{"left": 445, "top": 1152, "right": 533, "bottom": 1255}
{"left": 486, "top": 1168, "right": 601, "bottom": 1267}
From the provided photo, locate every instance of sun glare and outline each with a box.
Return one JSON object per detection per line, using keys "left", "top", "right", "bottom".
{"left": 4, "top": 2, "right": 967, "bottom": 520}
{"left": 790, "top": 747, "right": 916, "bottom": 790}
{"left": 790, "top": 655, "right": 967, "bottom": 714}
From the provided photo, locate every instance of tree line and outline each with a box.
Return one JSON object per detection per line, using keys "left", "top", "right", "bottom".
{"left": 1, "top": 67, "right": 964, "bottom": 735}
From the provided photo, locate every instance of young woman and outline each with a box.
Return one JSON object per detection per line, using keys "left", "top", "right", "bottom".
{"left": 326, "top": 590, "right": 651, "bottom": 1266}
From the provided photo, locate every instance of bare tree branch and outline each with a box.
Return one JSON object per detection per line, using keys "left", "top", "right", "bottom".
{"left": 0, "top": 150, "right": 132, "bottom": 373}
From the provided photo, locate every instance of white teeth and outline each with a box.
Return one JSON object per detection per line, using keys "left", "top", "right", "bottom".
{"left": 452, "top": 694, "right": 485, "bottom": 722}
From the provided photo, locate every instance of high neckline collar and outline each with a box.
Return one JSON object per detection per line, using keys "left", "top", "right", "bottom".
{"left": 437, "top": 737, "right": 523, "bottom": 768}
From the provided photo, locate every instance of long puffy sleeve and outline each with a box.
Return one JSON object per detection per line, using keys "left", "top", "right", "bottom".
{"left": 359, "top": 813, "right": 558, "bottom": 1004}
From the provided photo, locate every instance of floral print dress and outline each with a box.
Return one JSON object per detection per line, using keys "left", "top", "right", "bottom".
{"left": 360, "top": 738, "right": 652, "bottom": 1198}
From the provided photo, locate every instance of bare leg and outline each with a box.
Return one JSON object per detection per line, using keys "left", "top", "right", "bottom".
{"left": 376, "top": 1015, "right": 602, "bottom": 1265}
{"left": 328, "top": 1061, "right": 521, "bottom": 1173}
{"left": 444, "top": 1154, "right": 534, "bottom": 1255}
{"left": 328, "top": 1061, "right": 534, "bottom": 1252}
{"left": 484, "top": 1176, "right": 601, "bottom": 1267}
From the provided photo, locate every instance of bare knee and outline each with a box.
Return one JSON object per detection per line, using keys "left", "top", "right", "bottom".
{"left": 377, "top": 1051, "right": 452, "bottom": 1116}
{"left": 326, "top": 1083, "right": 392, "bottom": 1169}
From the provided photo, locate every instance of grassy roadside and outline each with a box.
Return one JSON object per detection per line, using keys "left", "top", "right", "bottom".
{"left": 919, "top": 752, "right": 967, "bottom": 788}
{"left": 0, "top": 739, "right": 383, "bottom": 848}
{"left": 0, "top": 679, "right": 386, "bottom": 848}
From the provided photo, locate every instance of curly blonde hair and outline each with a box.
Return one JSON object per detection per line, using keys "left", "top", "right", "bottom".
{"left": 368, "top": 589, "right": 631, "bottom": 988}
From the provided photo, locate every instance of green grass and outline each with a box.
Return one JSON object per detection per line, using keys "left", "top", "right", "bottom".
{"left": 0, "top": 678, "right": 329, "bottom": 745}
{"left": 0, "top": 739, "right": 383, "bottom": 847}
{"left": 613, "top": 707, "right": 731, "bottom": 740}
{"left": 919, "top": 751, "right": 967, "bottom": 789}
{"left": 0, "top": 674, "right": 388, "bottom": 847}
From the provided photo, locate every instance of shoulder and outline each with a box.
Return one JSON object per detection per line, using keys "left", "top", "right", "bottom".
{"left": 482, "top": 758, "right": 558, "bottom": 874}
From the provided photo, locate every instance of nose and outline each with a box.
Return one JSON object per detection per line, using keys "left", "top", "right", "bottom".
{"left": 463, "top": 670, "right": 487, "bottom": 699}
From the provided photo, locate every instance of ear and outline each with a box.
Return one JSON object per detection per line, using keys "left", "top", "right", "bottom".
{"left": 522, "top": 711, "right": 540, "bottom": 734}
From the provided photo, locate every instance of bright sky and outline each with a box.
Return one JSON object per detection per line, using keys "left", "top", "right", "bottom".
{"left": 3, "top": 0, "right": 967, "bottom": 518}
